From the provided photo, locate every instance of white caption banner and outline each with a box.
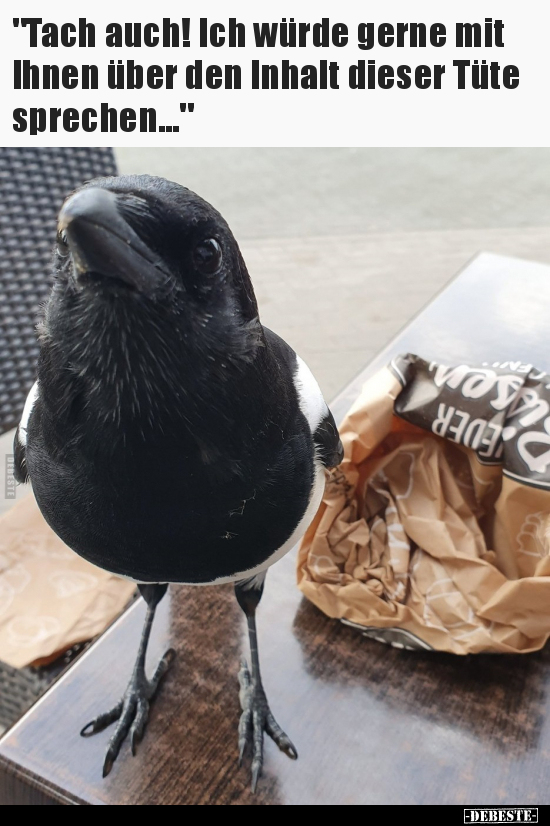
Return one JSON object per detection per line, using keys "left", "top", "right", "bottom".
{"left": 0, "top": 0, "right": 547, "bottom": 147}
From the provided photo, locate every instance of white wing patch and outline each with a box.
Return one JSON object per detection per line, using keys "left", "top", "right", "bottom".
{"left": 18, "top": 381, "right": 39, "bottom": 447}
{"left": 293, "top": 356, "right": 327, "bottom": 432}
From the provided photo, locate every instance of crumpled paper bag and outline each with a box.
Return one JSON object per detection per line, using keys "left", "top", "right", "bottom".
{"left": 0, "top": 493, "right": 136, "bottom": 668}
{"left": 298, "top": 354, "right": 550, "bottom": 654}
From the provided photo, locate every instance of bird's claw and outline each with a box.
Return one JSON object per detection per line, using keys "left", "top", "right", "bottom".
{"left": 101, "top": 695, "right": 149, "bottom": 777}
{"left": 80, "top": 647, "right": 175, "bottom": 777}
{"left": 237, "top": 659, "right": 297, "bottom": 793}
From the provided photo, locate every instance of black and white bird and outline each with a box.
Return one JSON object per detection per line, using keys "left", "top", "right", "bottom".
{"left": 14, "top": 175, "right": 343, "bottom": 791}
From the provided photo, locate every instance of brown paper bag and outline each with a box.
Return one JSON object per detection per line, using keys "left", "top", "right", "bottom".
{"left": 0, "top": 493, "right": 136, "bottom": 668}
{"left": 298, "top": 354, "right": 550, "bottom": 654}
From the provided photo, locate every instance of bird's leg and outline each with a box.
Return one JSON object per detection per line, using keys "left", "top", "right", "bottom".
{"left": 234, "top": 573, "right": 297, "bottom": 792}
{"left": 81, "top": 582, "right": 175, "bottom": 777}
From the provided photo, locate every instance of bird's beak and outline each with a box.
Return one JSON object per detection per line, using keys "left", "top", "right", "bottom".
{"left": 58, "top": 187, "right": 168, "bottom": 294}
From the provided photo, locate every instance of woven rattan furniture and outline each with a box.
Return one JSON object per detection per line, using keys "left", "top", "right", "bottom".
{"left": 0, "top": 147, "right": 117, "bottom": 436}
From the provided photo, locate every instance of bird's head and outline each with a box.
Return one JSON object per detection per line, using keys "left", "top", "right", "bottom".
{"left": 40, "top": 175, "right": 263, "bottom": 428}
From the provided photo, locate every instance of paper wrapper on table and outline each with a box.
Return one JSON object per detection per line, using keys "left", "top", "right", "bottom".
{"left": 298, "top": 354, "right": 550, "bottom": 654}
{"left": 0, "top": 493, "right": 136, "bottom": 668}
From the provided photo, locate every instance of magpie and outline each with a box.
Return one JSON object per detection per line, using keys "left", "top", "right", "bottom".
{"left": 14, "top": 175, "right": 343, "bottom": 791}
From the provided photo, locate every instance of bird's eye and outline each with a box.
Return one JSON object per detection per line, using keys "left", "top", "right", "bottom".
{"left": 56, "top": 230, "right": 69, "bottom": 257}
{"left": 193, "top": 238, "right": 222, "bottom": 275}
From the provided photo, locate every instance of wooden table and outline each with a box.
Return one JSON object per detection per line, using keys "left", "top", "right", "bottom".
{"left": 2, "top": 252, "right": 550, "bottom": 805}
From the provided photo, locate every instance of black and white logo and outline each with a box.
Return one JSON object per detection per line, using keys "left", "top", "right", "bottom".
{"left": 392, "top": 354, "right": 550, "bottom": 489}
{"left": 464, "top": 809, "right": 538, "bottom": 823}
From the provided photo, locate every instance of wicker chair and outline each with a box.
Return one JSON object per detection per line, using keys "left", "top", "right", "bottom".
{"left": 0, "top": 147, "right": 118, "bottom": 730}
{"left": 0, "top": 147, "right": 118, "bottom": 434}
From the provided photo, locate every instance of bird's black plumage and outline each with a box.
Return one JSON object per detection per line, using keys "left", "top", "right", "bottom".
{"left": 14, "top": 174, "right": 342, "bottom": 787}
{"left": 18, "top": 175, "right": 341, "bottom": 584}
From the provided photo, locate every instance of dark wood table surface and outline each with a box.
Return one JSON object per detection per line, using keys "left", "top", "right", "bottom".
{"left": 2, "top": 252, "right": 550, "bottom": 805}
